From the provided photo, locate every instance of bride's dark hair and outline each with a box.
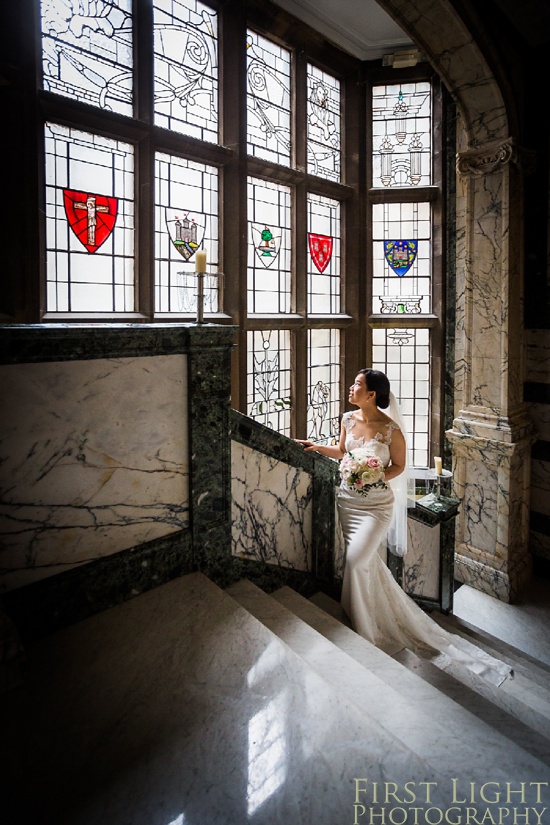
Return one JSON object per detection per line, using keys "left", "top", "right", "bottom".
{"left": 359, "top": 368, "right": 391, "bottom": 409}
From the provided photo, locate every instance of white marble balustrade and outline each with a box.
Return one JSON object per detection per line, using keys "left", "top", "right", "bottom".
{"left": 231, "top": 442, "right": 312, "bottom": 572}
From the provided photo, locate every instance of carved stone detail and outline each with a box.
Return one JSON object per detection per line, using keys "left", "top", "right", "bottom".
{"left": 456, "top": 137, "right": 536, "bottom": 178}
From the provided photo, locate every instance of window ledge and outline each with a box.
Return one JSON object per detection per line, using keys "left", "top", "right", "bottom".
{"left": 368, "top": 314, "right": 440, "bottom": 327}
{"left": 42, "top": 312, "right": 150, "bottom": 322}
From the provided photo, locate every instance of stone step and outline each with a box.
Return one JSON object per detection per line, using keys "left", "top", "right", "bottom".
{"left": 309, "top": 590, "right": 352, "bottom": 627}
{"left": 433, "top": 611, "right": 550, "bottom": 707}
{"left": 309, "top": 587, "right": 550, "bottom": 742}
{"left": 407, "top": 636, "right": 550, "bottom": 739}
{"left": 432, "top": 609, "right": 550, "bottom": 689}
{"left": 304, "top": 588, "right": 550, "bottom": 767}
{"left": 227, "top": 579, "right": 549, "bottom": 789}
{"left": 453, "top": 582, "right": 550, "bottom": 668}
{"left": 0, "top": 572, "right": 456, "bottom": 825}
{"left": 314, "top": 594, "right": 550, "bottom": 761}
{"left": 393, "top": 647, "right": 550, "bottom": 767}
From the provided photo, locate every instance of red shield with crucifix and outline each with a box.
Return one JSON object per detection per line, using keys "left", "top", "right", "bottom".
{"left": 308, "top": 233, "right": 333, "bottom": 273}
{"left": 63, "top": 190, "right": 118, "bottom": 253}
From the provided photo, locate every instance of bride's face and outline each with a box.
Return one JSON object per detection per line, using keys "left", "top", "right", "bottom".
{"left": 349, "top": 373, "right": 370, "bottom": 406}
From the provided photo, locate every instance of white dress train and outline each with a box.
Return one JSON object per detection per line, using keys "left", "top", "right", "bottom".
{"left": 337, "top": 412, "right": 512, "bottom": 687}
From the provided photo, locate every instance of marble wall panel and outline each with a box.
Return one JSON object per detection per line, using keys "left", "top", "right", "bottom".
{"left": 461, "top": 458, "right": 498, "bottom": 554}
{"left": 531, "top": 459, "right": 550, "bottom": 517}
{"left": 528, "top": 403, "right": 550, "bottom": 442}
{"left": 455, "top": 555, "right": 511, "bottom": 602}
{"left": 231, "top": 442, "right": 312, "bottom": 572}
{"left": 403, "top": 520, "right": 440, "bottom": 601}
{"left": 0, "top": 355, "right": 189, "bottom": 592}
{"left": 526, "top": 329, "right": 550, "bottom": 383}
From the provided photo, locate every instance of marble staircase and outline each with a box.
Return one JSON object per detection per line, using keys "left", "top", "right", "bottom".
{"left": 1, "top": 572, "right": 549, "bottom": 825}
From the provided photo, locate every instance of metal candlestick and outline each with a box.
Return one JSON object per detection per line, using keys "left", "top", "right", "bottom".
{"left": 196, "top": 270, "right": 205, "bottom": 324}
{"left": 175, "top": 270, "right": 223, "bottom": 323}
{"left": 413, "top": 468, "right": 453, "bottom": 513}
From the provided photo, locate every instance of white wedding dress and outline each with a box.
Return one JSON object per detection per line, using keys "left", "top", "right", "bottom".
{"left": 337, "top": 412, "right": 512, "bottom": 687}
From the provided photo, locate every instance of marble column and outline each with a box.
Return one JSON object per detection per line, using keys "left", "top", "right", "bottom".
{"left": 447, "top": 137, "right": 536, "bottom": 602}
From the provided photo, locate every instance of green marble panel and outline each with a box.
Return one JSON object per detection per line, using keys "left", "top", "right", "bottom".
{"left": 0, "top": 323, "right": 237, "bottom": 639}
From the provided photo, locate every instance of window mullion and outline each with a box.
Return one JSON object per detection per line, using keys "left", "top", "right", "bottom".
{"left": 135, "top": 0, "right": 154, "bottom": 124}
{"left": 135, "top": 0, "right": 155, "bottom": 320}
{"left": 137, "top": 135, "right": 154, "bottom": 320}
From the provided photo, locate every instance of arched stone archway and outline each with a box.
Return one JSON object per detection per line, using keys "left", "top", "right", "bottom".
{"left": 377, "top": 0, "right": 534, "bottom": 601}
{"left": 374, "top": 0, "right": 509, "bottom": 146}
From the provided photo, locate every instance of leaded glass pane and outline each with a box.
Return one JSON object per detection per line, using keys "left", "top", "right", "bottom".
{"left": 153, "top": 0, "right": 218, "bottom": 142}
{"left": 372, "top": 82, "right": 431, "bottom": 188}
{"left": 307, "top": 194, "right": 341, "bottom": 314}
{"left": 307, "top": 329, "right": 340, "bottom": 443}
{"left": 372, "top": 201, "right": 431, "bottom": 315}
{"left": 41, "top": 0, "right": 133, "bottom": 116}
{"left": 247, "top": 330, "right": 292, "bottom": 435}
{"left": 371, "top": 327, "right": 430, "bottom": 467}
{"left": 246, "top": 30, "right": 291, "bottom": 166}
{"left": 307, "top": 64, "right": 341, "bottom": 182}
{"left": 45, "top": 123, "right": 134, "bottom": 313}
{"left": 247, "top": 177, "right": 291, "bottom": 314}
{"left": 155, "top": 152, "right": 218, "bottom": 314}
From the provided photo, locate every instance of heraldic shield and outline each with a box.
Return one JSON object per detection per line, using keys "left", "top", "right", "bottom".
{"left": 384, "top": 240, "right": 418, "bottom": 276}
{"left": 251, "top": 223, "right": 281, "bottom": 268}
{"left": 166, "top": 210, "right": 205, "bottom": 263}
{"left": 308, "top": 233, "right": 333, "bottom": 273}
{"left": 63, "top": 190, "right": 118, "bottom": 253}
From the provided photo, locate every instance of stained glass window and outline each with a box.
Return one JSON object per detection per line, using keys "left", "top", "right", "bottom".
{"left": 153, "top": 0, "right": 218, "bottom": 142}
{"left": 247, "top": 177, "right": 291, "bottom": 314}
{"left": 307, "top": 194, "right": 341, "bottom": 314}
{"left": 41, "top": 0, "right": 133, "bottom": 116}
{"left": 45, "top": 123, "right": 134, "bottom": 313}
{"left": 307, "top": 329, "right": 340, "bottom": 443}
{"left": 247, "top": 330, "right": 292, "bottom": 435}
{"left": 372, "top": 201, "right": 431, "bottom": 315}
{"left": 155, "top": 152, "right": 218, "bottom": 314}
{"left": 372, "top": 82, "right": 431, "bottom": 188}
{"left": 34, "top": 5, "right": 443, "bottom": 467}
{"left": 246, "top": 30, "right": 291, "bottom": 166}
{"left": 371, "top": 328, "right": 430, "bottom": 467}
{"left": 307, "top": 64, "right": 341, "bottom": 182}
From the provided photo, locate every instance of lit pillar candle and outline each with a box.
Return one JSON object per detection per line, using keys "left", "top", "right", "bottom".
{"left": 195, "top": 250, "right": 207, "bottom": 272}
{"left": 434, "top": 456, "right": 443, "bottom": 475}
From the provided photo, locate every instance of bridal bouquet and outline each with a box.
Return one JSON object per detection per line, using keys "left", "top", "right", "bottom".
{"left": 339, "top": 448, "right": 387, "bottom": 495}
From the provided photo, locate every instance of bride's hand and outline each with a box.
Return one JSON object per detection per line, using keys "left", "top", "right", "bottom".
{"left": 294, "top": 439, "right": 317, "bottom": 452}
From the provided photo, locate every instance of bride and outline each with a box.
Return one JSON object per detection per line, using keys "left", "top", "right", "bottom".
{"left": 296, "top": 368, "right": 512, "bottom": 687}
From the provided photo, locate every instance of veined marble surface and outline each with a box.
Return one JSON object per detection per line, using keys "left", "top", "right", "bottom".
{"left": 231, "top": 442, "right": 312, "bottom": 572}
{"left": 525, "top": 329, "right": 550, "bottom": 384}
{"left": 404, "top": 520, "right": 440, "bottom": 601}
{"left": 531, "top": 459, "right": 550, "bottom": 517}
{"left": 461, "top": 458, "right": 498, "bottom": 555}
{"left": 0, "top": 356, "right": 189, "bottom": 592}
{"left": 0, "top": 572, "right": 466, "bottom": 825}
{"left": 528, "top": 403, "right": 550, "bottom": 441}
{"left": 3, "top": 572, "right": 548, "bottom": 824}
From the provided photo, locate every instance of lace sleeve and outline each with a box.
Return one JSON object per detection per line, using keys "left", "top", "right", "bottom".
{"left": 342, "top": 411, "right": 354, "bottom": 431}
{"left": 385, "top": 421, "right": 400, "bottom": 443}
